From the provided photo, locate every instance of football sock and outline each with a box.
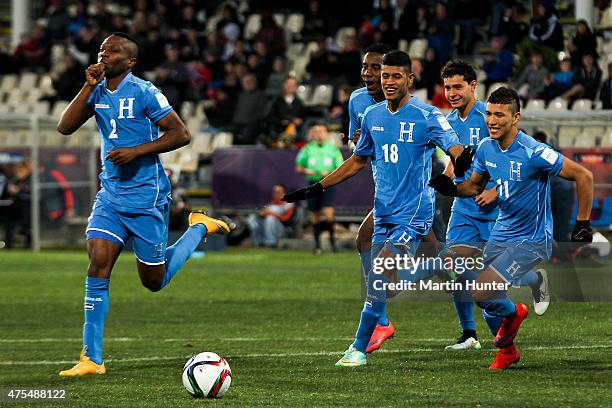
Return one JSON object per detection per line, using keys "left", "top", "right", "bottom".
{"left": 519, "top": 269, "right": 541, "bottom": 288}
{"left": 327, "top": 221, "right": 336, "bottom": 250}
{"left": 83, "top": 276, "right": 110, "bottom": 365}
{"left": 476, "top": 297, "right": 516, "bottom": 318}
{"left": 377, "top": 303, "right": 389, "bottom": 326}
{"left": 452, "top": 269, "right": 477, "bottom": 331}
{"left": 160, "top": 224, "right": 207, "bottom": 290}
{"left": 482, "top": 309, "right": 503, "bottom": 336}
{"left": 359, "top": 251, "right": 372, "bottom": 282}
{"left": 353, "top": 300, "right": 385, "bottom": 352}
{"left": 313, "top": 222, "right": 322, "bottom": 249}
{"left": 463, "top": 329, "right": 477, "bottom": 340}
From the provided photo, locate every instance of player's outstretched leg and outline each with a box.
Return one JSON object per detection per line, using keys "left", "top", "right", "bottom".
{"left": 520, "top": 269, "right": 550, "bottom": 315}
{"left": 356, "top": 211, "right": 395, "bottom": 353}
{"left": 336, "top": 300, "right": 384, "bottom": 366}
{"left": 158, "top": 212, "right": 233, "bottom": 290}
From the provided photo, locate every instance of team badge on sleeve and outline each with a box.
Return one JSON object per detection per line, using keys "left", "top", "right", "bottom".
{"left": 156, "top": 93, "right": 169, "bottom": 109}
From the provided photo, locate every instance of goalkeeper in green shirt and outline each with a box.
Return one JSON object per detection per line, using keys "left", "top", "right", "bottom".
{"left": 295, "top": 122, "right": 344, "bottom": 254}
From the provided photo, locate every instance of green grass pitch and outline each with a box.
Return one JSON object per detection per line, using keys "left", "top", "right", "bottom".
{"left": 1, "top": 249, "right": 611, "bottom": 407}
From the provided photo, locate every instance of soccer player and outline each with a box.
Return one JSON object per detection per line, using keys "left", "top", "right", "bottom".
{"left": 347, "top": 43, "right": 398, "bottom": 352}
{"left": 56, "top": 33, "right": 232, "bottom": 376}
{"left": 440, "top": 60, "right": 549, "bottom": 351}
{"left": 429, "top": 87, "right": 593, "bottom": 368}
{"left": 284, "top": 50, "right": 474, "bottom": 366}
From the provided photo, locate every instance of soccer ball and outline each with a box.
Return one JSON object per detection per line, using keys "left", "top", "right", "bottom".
{"left": 182, "top": 352, "right": 232, "bottom": 399}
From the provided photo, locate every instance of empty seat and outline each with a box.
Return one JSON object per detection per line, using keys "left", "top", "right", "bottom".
{"left": 557, "top": 126, "right": 580, "bottom": 147}
{"left": 285, "top": 14, "right": 304, "bottom": 37}
{"left": 0, "top": 74, "right": 18, "bottom": 92}
{"left": 212, "top": 132, "right": 234, "bottom": 149}
{"left": 335, "top": 27, "right": 356, "bottom": 49}
{"left": 296, "top": 84, "right": 312, "bottom": 105}
{"left": 525, "top": 99, "right": 546, "bottom": 111}
{"left": 33, "top": 100, "right": 50, "bottom": 116}
{"left": 412, "top": 88, "right": 428, "bottom": 102}
{"left": 38, "top": 74, "right": 56, "bottom": 97}
{"left": 273, "top": 13, "right": 285, "bottom": 27}
{"left": 408, "top": 39, "right": 428, "bottom": 60}
{"left": 310, "top": 84, "right": 333, "bottom": 107}
{"left": 547, "top": 98, "right": 568, "bottom": 111}
{"left": 18, "top": 72, "right": 38, "bottom": 91}
{"left": 244, "top": 14, "right": 261, "bottom": 40}
{"left": 180, "top": 101, "right": 195, "bottom": 119}
{"left": 398, "top": 39, "right": 409, "bottom": 53}
{"left": 487, "top": 82, "right": 507, "bottom": 98}
{"left": 51, "top": 100, "right": 69, "bottom": 119}
{"left": 572, "top": 99, "right": 593, "bottom": 111}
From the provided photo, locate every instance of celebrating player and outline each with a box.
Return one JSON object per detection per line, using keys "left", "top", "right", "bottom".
{"left": 56, "top": 33, "right": 232, "bottom": 376}
{"left": 440, "top": 60, "right": 550, "bottom": 351}
{"left": 347, "top": 43, "right": 398, "bottom": 352}
{"left": 284, "top": 50, "right": 474, "bottom": 366}
{"left": 429, "top": 87, "right": 594, "bottom": 368}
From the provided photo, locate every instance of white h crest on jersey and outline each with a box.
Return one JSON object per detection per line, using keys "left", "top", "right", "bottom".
{"left": 506, "top": 260, "right": 520, "bottom": 275}
{"left": 118, "top": 98, "right": 135, "bottom": 119}
{"left": 469, "top": 127, "right": 480, "bottom": 145}
{"left": 509, "top": 160, "right": 523, "bottom": 181}
{"left": 398, "top": 122, "right": 414, "bottom": 142}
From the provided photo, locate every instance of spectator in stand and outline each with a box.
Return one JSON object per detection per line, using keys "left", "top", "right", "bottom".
{"left": 482, "top": 36, "right": 514, "bottom": 92}
{"left": 140, "top": 30, "right": 166, "bottom": 72}
{"left": 13, "top": 25, "right": 48, "bottom": 71}
{"left": 499, "top": 2, "right": 529, "bottom": 52}
{"left": 372, "top": 19, "right": 399, "bottom": 50}
{"left": 301, "top": 0, "right": 334, "bottom": 42}
{"left": 109, "top": 14, "right": 128, "bottom": 33}
{"left": 427, "top": 2, "right": 455, "bottom": 66}
{"left": 543, "top": 58, "right": 575, "bottom": 101}
{"left": 528, "top": 0, "right": 564, "bottom": 52}
{"left": 44, "top": 0, "right": 70, "bottom": 41}
{"left": 265, "top": 57, "right": 289, "bottom": 97}
{"left": 181, "top": 29, "right": 204, "bottom": 62}
{"left": 489, "top": 0, "right": 509, "bottom": 37}
{"left": 155, "top": 44, "right": 189, "bottom": 112}
{"left": 50, "top": 53, "right": 85, "bottom": 102}
{"left": 372, "top": 0, "right": 395, "bottom": 27}
{"left": 253, "top": 12, "right": 286, "bottom": 58}
{"left": 338, "top": 36, "right": 363, "bottom": 86}
{"left": 601, "top": 63, "right": 612, "bottom": 110}
{"left": 562, "top": 53, "right": 603, "bottom": 103}
{"left": 328, "top": 84, "right": 351, "bottom": 141}
{"left": 422, "top": 48, "right": 442, "bottom": 99}
{"left": 215, "top": 4, "right": 242, "bottom": 40}
{"left": 266, "top": 76, "right": 305, "bottom": 147}
{"left": 306, "top": 37, "right": 340, "bottom": 84}
{"left": 397, "top": 2, "right": 429, "bottom": 43}
{"left": 512, "top": 51, "right": 549, "bottom": 101}
{"left": 70, "top": 23, "right": 101, "bottom": 67}
{"left": 453, "top": 0, "right": 486, "bottom": 55}
{"left": 567, "top": 19, "right": 598, "bottom": 69}
{"left": 295, "top": 122, "right": 344, "bottom": 254}
{"left": 181, "top": 5, "right": 205, "bottom": 32}
{"left": 431, "top": 83, "right": 452, "bottom": 109}
{"left": 201, "top": 85, "right": 236, "bottom": 129}
{"left": 410, "top": 58, "right": 428, "bottom": 94}
{"left": 247, "top": 184, "right": 296, "bottom": 248}
{"left": 231, "top": 73, "right": 267, "bottom": 145}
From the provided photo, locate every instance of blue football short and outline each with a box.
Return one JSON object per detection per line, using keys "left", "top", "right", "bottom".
{"left": 86, "top": 198, "right": 170, "bottom": 265}
{"left": 446, "top": 211, "right": 495, "bottom": 249}
{"left": 372, "top": 223, "right": 424, "bottom": 247}
{"left": 484, "top": 242, "right": 545, "bottom": 288}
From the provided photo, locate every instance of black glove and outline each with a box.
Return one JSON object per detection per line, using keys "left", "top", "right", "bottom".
{"left": 571, "top": 220, "right": 593, "bottom": 243}
{"left": 282, "top": 182, "right": 324, "bottom": 202}
{"left": 451, "top": 146, "right": 475, "bottom": 178}
{"left": 428, "top": 174, "right": 457, "bottom": 196}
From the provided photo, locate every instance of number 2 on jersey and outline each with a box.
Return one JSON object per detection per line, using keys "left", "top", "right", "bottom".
{"left": 109, "top": 119, "right": 118, "bottom": 139}
{"left": 382, "top": 143, "right": 398, "bottom": 163}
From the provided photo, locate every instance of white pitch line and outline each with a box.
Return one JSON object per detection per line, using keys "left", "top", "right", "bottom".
{"left": 0, "top": 337, "right": 450, "bottom": 343}
{"left": 1, "top": 344, "right": 611, "bottom": 366}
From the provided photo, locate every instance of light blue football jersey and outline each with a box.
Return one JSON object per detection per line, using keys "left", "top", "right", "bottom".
{"left": 354, "top": 97, "right": 460, "bottom": 234}
{"left": 473, "top": 131, "right": 564, "bottom": 247}
{"left": 446, "top": 100, "right": 498, "bottom": 220}
{"left": 348, "top": 87, "right": 377, "bottom": 140}
{"left": 86, "top": 72, "right": 173, "bottom": 210}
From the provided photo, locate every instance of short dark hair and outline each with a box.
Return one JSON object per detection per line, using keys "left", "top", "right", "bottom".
{"left": 110, "top": 32, "right": 139, "bottom": 58}
{"left": 488, "top": 87, "right": 520, "bottom": 113}
{"left": 440, "top": 59, "right": 477, "bottom": 83}
{"left": 382, "top": 50, "right": 412, "bottom": 72}
{"left": 365, "top": 43, "right": 392, "bottom": 56}
{"left": 309, "top": 120, "right": 328, "bottom": 129}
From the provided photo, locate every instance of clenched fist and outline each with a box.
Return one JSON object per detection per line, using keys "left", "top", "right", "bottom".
{"left": 86, "top": 63, "right": 105, "bottom": 86}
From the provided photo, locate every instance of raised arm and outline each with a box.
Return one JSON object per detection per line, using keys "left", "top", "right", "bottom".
{"left": 283, "top": 154, "right": 368, "bottom": 202}
{"left": 57, "top": 63, "right": 104, "bottom": 135}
